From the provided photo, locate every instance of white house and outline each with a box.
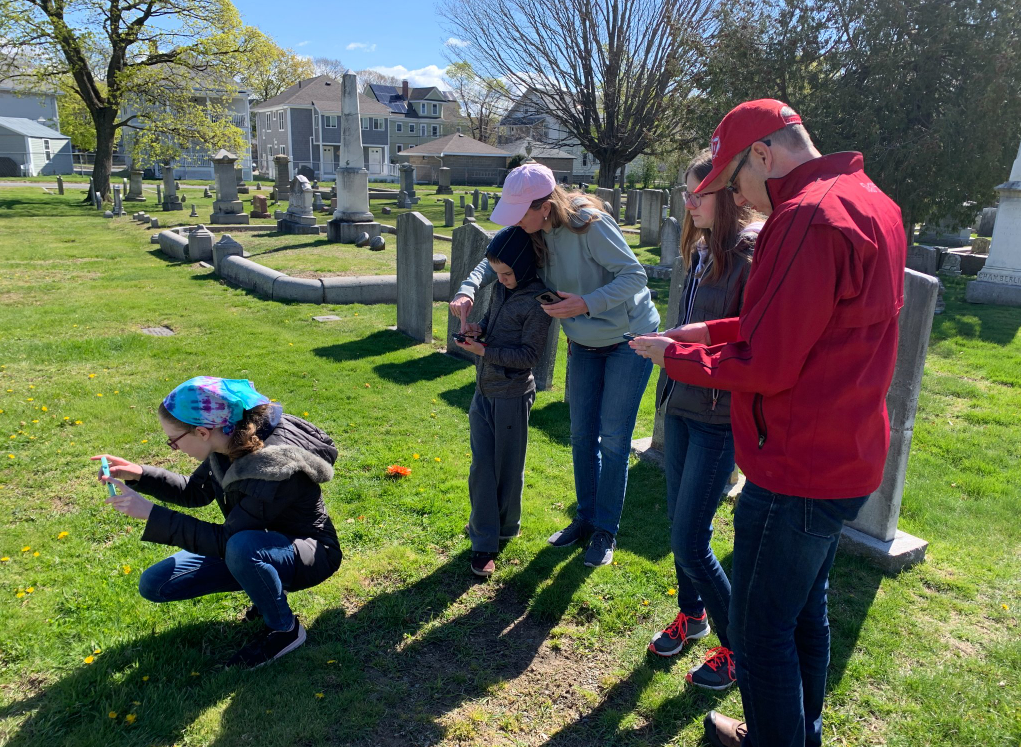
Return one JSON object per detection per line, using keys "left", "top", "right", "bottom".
{"left": 0, "top": 116, "right": 72, "bottom": 176}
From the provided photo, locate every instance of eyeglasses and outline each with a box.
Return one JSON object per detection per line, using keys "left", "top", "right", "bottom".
{"left": 682, "top": 188, "right": 724, "bottom": 209}
{"left": 726, "top": 139, "right": 770, "bottom": 196}
{"left": 166, "top": 431, "right": 190, "bottom": 450}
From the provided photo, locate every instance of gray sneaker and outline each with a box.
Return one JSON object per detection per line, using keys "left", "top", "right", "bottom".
{"left": 583, "top": 530, "right": 616, "bottom": 567}
{"left": 547, "top": 518, "right": 593, "bottom": 547}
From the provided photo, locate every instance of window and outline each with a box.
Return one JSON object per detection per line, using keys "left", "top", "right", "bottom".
{"left": 280, "top": 145, "right": 286, "bottom": 155}
{"left": 431, "top": 125, "right": 439, "bottom": 137}
{"left": 396, "top": 122, "right": 403, "bottom": 133}
{"left": 278, "top": 111, "right": 284, "bottom": 131}
{"left": 420, "top": 103, "right": 426, "bottom": 114}
{"left": 582, "top": 153, "right": 588, "bottom": 167}
{"left": 373, "top": 118, "right": 383, "bottom": 130}
{"left": 265, "top": 113, "right": 271, "bottom": 131}
{"left": 409, "top": 123, "right": 416, "bottom": 134}
{"left": 325, "top": 115, "right": 338, "bottom": 128}
{"left": 43, "top": 139, "right": 51, "bottom": 161}
{"left": 361, "top": 118, "right": 369, "bottom": 130}
{"left": 431, "top": 103, "right": 438, "bottom": 116}
{"left": 395, "top": 144, "right": 403, "bottom": 153}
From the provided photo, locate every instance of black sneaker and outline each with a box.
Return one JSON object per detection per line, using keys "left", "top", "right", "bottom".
{"left": 687, "top": 646, "right": 737, "bottom": 690}
{"left": 647, "top": 611, "right": 710, "bottom": 657}
{"left": 241, "top": 604, "right": 261, "bottom": 622}
{"left": 583, "top": 530, "right": 616, "bottom": 567}
{"left": 470, "top": 551, "right": 496, "bottom": 577}
{"left": 547, "top": 518, "right": 593, "bottom": 548}
{"left": 226, "top": 618, "right": 306, "bottom": 668}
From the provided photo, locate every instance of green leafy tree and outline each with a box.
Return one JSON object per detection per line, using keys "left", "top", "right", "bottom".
{"left": 240, "top": 32, "right": 315, "bottom": 104}
{"left": 0, "top": 0, "right": 259, "bottom": 200}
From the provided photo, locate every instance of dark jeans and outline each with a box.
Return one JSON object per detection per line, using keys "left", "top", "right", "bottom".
{"left": 729, "top": 481, "right": 867, "bottom": 747}
{"left": 138, "top": 530, "right": 298, "bottom": 631}
{"left": 468, "top": 390, "right": 535, "bottom": 553}
{"left": 568, "top": 341, "right": 654, "bottom": 535}
{"left": 664, "top": 414, "right": 735, "bottom": 649}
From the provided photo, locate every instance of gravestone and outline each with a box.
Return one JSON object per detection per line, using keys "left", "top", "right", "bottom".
{"left": 939, "top": 253, "right": 962, "bottom": 276}
{"left": 278, "top": 175, "right": 318, "bottom": 234}
{"left": 150, "top": 217, "right": 159, "bottom": 229}
{"left": 465, "top": 204, "right": 475, "bottom": 221}
{"left": 612, "top": 188, "right": 622, "bottom": 223}
{"left": 382, "top": 206, "right": 392, "bottom": 215}
{"left": 481, "top": 192, "right": 489, "bottom": 212}
{"left": 56, "top": 175, "right": 64, "bottom": 195}
{"left": 595, "top": 188, "right": 614, "bottom": 213}
{"left": 122, "top": 177, "right": 128, "bottom": 194}
{"left": 443, "top": 198, "right": 455, "bottom": 227}
{"left": 966, "top": 139, "right": 1021, "bottom": 307}
{"left": 190, "top": 204, "right": 198, "bottom": 218}
{"left": 437, "top": 166, "right": 453, "bottom": 195}
{"left": 250, "top": 194, "right": 270, "bottom": 219}
{"left": 670, "top": 186, "right": 686, "bottom": 220}
{"left": 273, "top": 154, "right": 291, "bottom": 203}
{"left": 396, "top": 211, "right": 434, "bottom": 343}
{"left": 156, "top": 183, "right": 162, "bottom": 204}
{"left": 210, "top": 150, "right": 249, "bottom": 224}
{"left": 312, "top": 191, "right": 324, "bottom": 213}
{"left": 212, "top": 234, "right": 244, "bottom": 273}
{"left": 446, "top": 223, "right": 497, "bottom": 363}
{"left": 399, "top": 163, "right": 418, "bottom": 203}
{"left": 472, "top": 189, "right": 480, "bottom": 209}
{"left": 841, "top": 269, "right": 937, "bottom": 571}
{"left": 87, "top": 177, "right": 96, "bottom": 205}
{"left": 493, "top": 194, "right": 500, "bottom": 209}
{"left": 463, "top": 217, "right": 477, "bottom": 225}
{"left": 327, "top": 72, "right": 379, "bottom": 243}
{"left": 236, "top": 169, "right": 250, "bottom": 195}
{"left": 203, "top": 186, "right": 212, "bottom": 199}
{"left": 126, "top": 169, "right": 146, "bottom": 202}
{"left": 433, "top": 254, "right": 447, "bottom": 270}
{"left": 624, "top": 189, "right": 640, "bottom": 224}
{"left": 971, "top": 237, "right": 991, "bottom": 254}
{"left": 112, "top": 185, "right": 124, "bottom": 216}
{"left": 460, "top": 195, "right": 466, "bottom": 209}
{"left": 297, "top": 164, "right": 314, "bottom": 181}
{"left": 660, "top": 217, "right": 681, "bottom": 268}
{"left": 188, "top": 225, "right": 215, "bottom": 262}
{"left": 397, "top": 190, "right": 412, "bottom": 209}
{"left": 355, "top": 232, "right": 370, "bottom": 247}
{"left": 976, "top": 207, "right": 997, "bottom": 237}
{"left": 369, "top": 236, "right": 385, "bottom": 251}
{"left": 94, "top": 190, "right": 103, "bottom": 211}
{"left": 640, "top": 189, "right": 665, "bottom": 245}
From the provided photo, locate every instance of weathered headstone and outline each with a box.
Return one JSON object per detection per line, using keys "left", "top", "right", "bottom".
{"left": 433, "top": 253, "right": 447, "bottom": 270}
{"left": 460, "top": 195, "right": 466, "bottom": 209}
{"left": 670, "top": 186, "right": 686, "bottom": 220}
{"left": 156, "top": 183, "right": 162, "bottom": 204}
{"left": 56, "top": 175, "right": 64, "bottom": 195}
{"left": 163, "top": 164, "right": 183, "bottom": 211}
{"left": 327, "top": 72, "right": 378, "bottom": 243}
{"left": 250, "top": 194, "right": 270, "bottom": 219}
{"left": 939, "top": 253, "right": 962, "bottom": 276}
{"left": 443, "top": 198, "right": 455, "bottom": 228}
{"left": 273, "top": 154, "right": 291, "bottom": 203}
{"left": 396, "top": 211, "right": 434, "bottom": 343}
{"left": 976, "top": 207, "right": 997, "bottom": 238}
{"left": 278, "top": 175, "right": 318, "bottom": 234}
{"left": 437, "top": 166, "right": 453, "bottom": 195}
{"left": 236, "top": 168, "right": 250, "bottom": 195}
{"left": 188, "top": 225, "right": 215, "bottom": 262}
{"left": 397, "top": 190, "right": 412, "bottom": 209}
{"left": 381, "top": 206, "right": 392, "bottom": 215}
{"left": 595, "top": 187, "right": 614, "bottom": 213}
{"left": 640, "top": 189, "right": 665, "bottom": 245}
{"left": 493, "top": 194, "right": 500, "bottom": 209}
{"left": 190, "top": 204, "right": 198, "bottom": 218}
{"left": 399, "top": 163, "right": 418, "bottom": 203}
{"left": 660, "top": 217, "right": 681, "bottom": 268}
{"left": 612, "top": 188, "right": 622, "bottom": 223}
{"left": 465, "top": 203, "right": 475, "bottom": 221}
{"left": 212, "top": 234, "right": 244, "bottom": 273}
{"left": 203, "top": 186, "right": 212, "bottom": 199}
{"left": 150, "top": 217, "right": 160, "bottom": 229}
{"left": 112, "top": 185, "right": 124, "bottom": 216}
{"left": 210, "top": 150, "right": 249, "bottom": 224}
{"left": 312, "top": 191, "right": 324, "bottom": 213}
{"left": 624, "top": 189, "right": 640, "bottom": 224}
{"left": 297, "top": 164, "right": 314, "bottom": 181}
{"left": 481, "top": 192, "right": 489, "bottom": 212}
{"left": 126, "top": 170, "right": 146, "bottom": 202}
{"left": 355, "top": 232, "right": 370, "bottom": 247}
{"left": 841, "top": 269, "right": 936, "bottom": 571}
{"left": 447, "top": 223, "right": 497, "bottom": 362}
{"left": 472, "top": 189, "right": 480, "bottom": 209}
{"left": 369, "top": 236, "right": 386, "bottom": 251}
{"left": 971, "top": 237, "right": 991, "bottom": 255}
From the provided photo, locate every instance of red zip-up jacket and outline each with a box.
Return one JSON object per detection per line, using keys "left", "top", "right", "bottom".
{"left": 663, "top": 152, "right": 906, "bottom": 499}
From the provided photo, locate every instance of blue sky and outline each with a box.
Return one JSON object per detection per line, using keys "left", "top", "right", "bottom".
{"left": 237, "top": 0, "right": 463, "bottom": 88}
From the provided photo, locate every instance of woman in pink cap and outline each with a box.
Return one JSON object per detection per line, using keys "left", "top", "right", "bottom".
{"left": 450, "top": 163, "right": 659, "bottom": 568}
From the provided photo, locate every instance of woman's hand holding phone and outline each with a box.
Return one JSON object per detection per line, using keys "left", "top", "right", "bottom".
{"left": 91, "top": 454, "right": 143, "bottom": 482}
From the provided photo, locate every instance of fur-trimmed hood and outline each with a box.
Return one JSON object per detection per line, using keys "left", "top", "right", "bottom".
{"left": 210, "top": 444, "right": 334, "bottom": 490}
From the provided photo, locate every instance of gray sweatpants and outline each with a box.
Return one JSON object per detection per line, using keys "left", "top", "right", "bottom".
{"left": 467, "top": 390, "right": 535, "bottom": 553}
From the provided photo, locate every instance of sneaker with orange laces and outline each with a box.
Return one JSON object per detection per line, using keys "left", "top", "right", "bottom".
{"left": 687, "top": 646, "right": 737, "bottom": 690}
{"left": 648, "top": 611, "right": 710, "bottom": 657}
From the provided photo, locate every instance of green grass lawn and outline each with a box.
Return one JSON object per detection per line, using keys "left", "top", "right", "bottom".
{"left": 0, "top": 186, "right": 1018, "bottom": 747}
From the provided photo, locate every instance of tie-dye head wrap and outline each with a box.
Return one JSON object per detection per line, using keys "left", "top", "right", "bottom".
{"left": 162, "top": 377, "right": 271, "bottom": 435}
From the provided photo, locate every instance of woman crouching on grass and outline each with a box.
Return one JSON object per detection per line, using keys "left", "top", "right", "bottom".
{"left": 93, "top": 376, "right": 342, "bottom": 668}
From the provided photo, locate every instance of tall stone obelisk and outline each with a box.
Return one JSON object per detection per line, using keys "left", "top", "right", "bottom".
{"left": 966, "top": 138, "right": 1021, "bottom": 307}
{"left": 328, "top": 71, "right": 379, "bottom": 242}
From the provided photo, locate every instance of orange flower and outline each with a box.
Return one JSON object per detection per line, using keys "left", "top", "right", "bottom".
{"left": 386, "top": 464, "right": 411, "bottom": 478}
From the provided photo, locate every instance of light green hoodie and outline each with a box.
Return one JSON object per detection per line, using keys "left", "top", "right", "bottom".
{"left": 457, "top": 208, "right": 660, "bottom": 348}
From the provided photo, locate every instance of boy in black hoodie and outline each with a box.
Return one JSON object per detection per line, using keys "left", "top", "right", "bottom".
{"left": 455, "top": 227, "right": 553, "bottom": 577}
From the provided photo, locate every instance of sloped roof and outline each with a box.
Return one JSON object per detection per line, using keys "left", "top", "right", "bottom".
{"left": 0, "top": 116, "right": 67, "bottom": 139}
{"left": 400, "top": 132, "right": 510, "bottom": 157}
{"left": 252, "top": 76, "right": 391, "bottom": 116}
{"left": 368, "top": 83, "right": 455, "bottom": 116}
{"left": 502, "top": 139, "right": 575, "bottom": 160}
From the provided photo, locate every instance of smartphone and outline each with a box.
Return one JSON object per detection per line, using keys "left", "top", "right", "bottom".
{"left": 100, "top": 456, "right": 117, "bottom": 497}
{"left": 533, "top": 289, "right": 562, "bottom": 305}
{"left": 622, "top": 333, "right": 637, "bottom": 341}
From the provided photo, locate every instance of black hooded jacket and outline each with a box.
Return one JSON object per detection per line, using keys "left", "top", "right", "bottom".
{"left": 133, "top": 413, "right": 342, "bottom": 590}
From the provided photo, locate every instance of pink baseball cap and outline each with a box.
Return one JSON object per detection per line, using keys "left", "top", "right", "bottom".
{"left": 491, "top": 163, "right": 557, "bottom": 226}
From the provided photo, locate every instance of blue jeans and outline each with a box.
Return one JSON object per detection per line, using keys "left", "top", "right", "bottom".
{"left": 568, "top": 341, "right": 653, "bottom": 535}
{"left": 138, "top": 530, "right": 298, "bottom": 631}
{"left": 728, "top": 481, "right": 867, "bottom": 747}
{"left": 664, "top": 414, "right": 735, "bottom": 649}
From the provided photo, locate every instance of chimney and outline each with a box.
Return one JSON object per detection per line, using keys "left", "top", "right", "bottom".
{"left": 402, "top": 80, "right": 409, "bottom": 100}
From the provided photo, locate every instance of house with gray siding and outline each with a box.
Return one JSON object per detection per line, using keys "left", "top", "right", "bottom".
{"left": 0, "top": 78, "right": 61, "bottom": 132}
{"left": 0, "top": 116, "right": 72, "bottom": 176}
{"left": 252, "top": 75, "right": 393, "bottom": 180}
{"left": 365, "top": 81, "right": 459, "bottom": 160}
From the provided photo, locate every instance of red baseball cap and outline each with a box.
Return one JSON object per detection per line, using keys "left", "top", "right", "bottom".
{"left": 695, "top": 99, "right": 802, "bottom": 194}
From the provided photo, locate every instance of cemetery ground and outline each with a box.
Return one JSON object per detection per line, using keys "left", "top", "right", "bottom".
{"left": 0, "top": 188, "right": 1018, "bottom": 747}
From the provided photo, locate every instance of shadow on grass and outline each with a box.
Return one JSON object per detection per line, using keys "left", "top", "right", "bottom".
{"left": 0, "top": 194, "right": 98, "bottom": 219}
{"left": 313, "top": 329, "right": 421, "bottom": 364}
{"left": 373, "top": 350, "right": 472, "bottom": 385}
{"left": 529, "top": 400, "right": 572, "bottom": 448}
{"left": 439, "top": 380, "right": 476, "bottom": 413}
{"left": 935, "top": 277, "right": 1021, "bottom": 347}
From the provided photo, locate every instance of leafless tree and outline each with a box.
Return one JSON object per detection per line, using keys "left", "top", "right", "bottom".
{"left": 445, "top": 62, "right": 509, "bottom": 144}
{"left": 356, "top": 68, "right": 403, "bottom": 88}
{"left": 439, "top": 0, "right": 714, "bottom": 187}
{"left": 312, "top": 57, "right": 347, "bottom": 79}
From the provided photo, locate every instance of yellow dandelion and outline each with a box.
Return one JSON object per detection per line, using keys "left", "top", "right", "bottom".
{"left": 0, "top": 557, "right": 9, "bottom": 562}
{"left": 289, "top": 343, "right": 293, "bottom": 346}
{"left": 74, "top": 420, "right": 82, "bottom": 424}
{"left": 8, "top": 455, "right": 14, "bottom": 459}
{"left": 64, "top": 417, "right": 70, "bottom": 421}
{"left": 123, "top": 565, "right": 131, "bottom": 574}
{"left": 84, "top": 655, "right": 95, "bottom": 664}
{"left": 413, "top": 453, "right": 420, "bottom": 459}
{"left": 141, "top": 439, "right": 148, "bottom": 443}
{"left": 303, "top": 411, "right": 309, "bottom": 417}
{"left": 108, "top": 711, "right": 117, "bottom": 719}
{"left": 666, "top": 588, "right": 676, "bottom": 596}
{"left": 314, "top": 692, "right": 324, "bottom": 699}
{"left": 124, "top": 714, "right": 136, "bottom": 724}
{"left": 113, "top": 390, "right": 119, "bottom": 394}
{"left": 5, "top": 389, "right": 10, "bottom": 393}
{"left": 642, "top": 600, "right": 649, "bottom": 606}
{"left": 434, "top": 457, "right": 441, "bottom": 462}
{"left": 190, "top": 671, "right": 200, "bottom": 676}
{"left": 41, "top": 406, "right": 47, "bottom": 412}
{"left": 142, "top": 675, "right": 149, "bottom": 681}
{"left": 88, "top": 374, "right": 95, "bottom": 379}
{"left": 26, "top": 398, "right": 33, "bottom": 402}
{"left": 21, "top": 546, "right": 29, "bottom": 552}
{"left": 431, "top": 399, "right": 437, "bottom": 404}
{"left": 31, "top": 419, "right": 38, "bottom": 423}
{"left": 96, "top": 393, "right": 103, "bottom": 397}
{"left": 26, "top": 586, "right": 34, "bottom": 593}
{"left": 1004, "top": 604, "right": 1010, "bottom": 610}
{"left": 28, "top": 385, "right": 34, "bottom": 389}
{"left": 33, "top": 551, "right": 39, "bottom": 557}
{"left": 93, "top": 648, "right": 101, "bottom": 654}
{"left": 57, "top": 531, "right": 68, "bottom": 539}
{"left": 430, "top": 412, "right": 437, "bottom": 418}
{"left": 9, "top": 435, "right": 14, "bottom": 439}
{"left": 16, "top": 592, "right": 25, "bottom": 598}
{"left": 327, "top": 659, "right": 336, "bottom": 664}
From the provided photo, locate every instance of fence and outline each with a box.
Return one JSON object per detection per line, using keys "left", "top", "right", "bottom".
{"left": 253, "top": 158, "right": 399, "bottom": 183}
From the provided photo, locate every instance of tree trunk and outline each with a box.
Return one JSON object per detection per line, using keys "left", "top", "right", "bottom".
{"left": 90, "top": 108, "right": 118, "bottom": 202}
{"left": 902, "top": 209, "right": 915, "bottom": 248}
{"left": 597, "top": 159, "right": 622, "bottom": 188}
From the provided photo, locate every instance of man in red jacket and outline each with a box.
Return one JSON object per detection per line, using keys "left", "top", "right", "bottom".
{"left": 633, "top": 100, "right": 906, "bottom": 747}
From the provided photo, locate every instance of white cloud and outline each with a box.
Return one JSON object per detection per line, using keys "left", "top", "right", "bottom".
{"left": 346, "top": 42, "right": 377, "bottom": 52}
{"left": 296, "top": 40, "right": 311, "bottom": 47}
{"left": 444, "top": 37, "right": 470, "bottom": 48}
{"left": 369, "top": 64, "right": 449, "bottom": 89}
